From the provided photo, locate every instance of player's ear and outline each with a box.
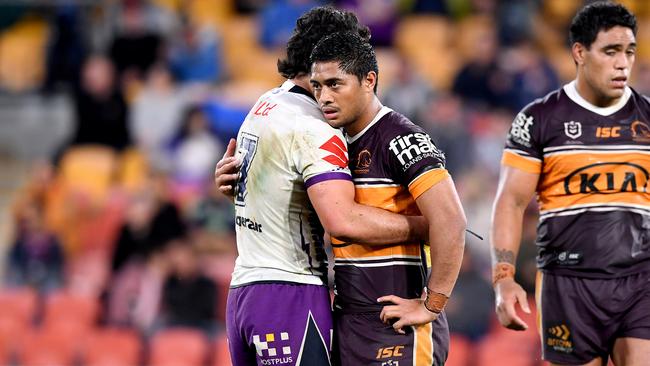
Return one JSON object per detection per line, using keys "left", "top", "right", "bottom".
{"left": 364, "top": 71, "right": 377, "bottom": 91}
{"left": 572, "top": 42, "right": 587, "bottom": 66}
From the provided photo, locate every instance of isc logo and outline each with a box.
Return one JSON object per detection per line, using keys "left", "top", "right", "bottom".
{"left": 376, "top": 346, "right": 404, "bottom": 359}
{"left": 596, "top": 126, "right": 621, "bottom": 138}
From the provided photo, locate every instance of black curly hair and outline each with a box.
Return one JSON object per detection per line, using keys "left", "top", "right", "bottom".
{"left": 570, "top": 1, "right": 637, "bottom": 48}
{"left": 277, "top": 6, "right": 371, "bottom": 79}
{"left": 310, "top": 31, "right": 379, "bottom": 93}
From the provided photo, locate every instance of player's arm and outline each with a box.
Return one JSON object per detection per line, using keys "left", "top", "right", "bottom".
{"left": 307, "top": 179, "right": 427, "bottom": 245}
{"left": 490, "top": 165, "right": 539, "bottom": 331}
{"left": 378, "top": 176, "right": 466, "bottom": 332}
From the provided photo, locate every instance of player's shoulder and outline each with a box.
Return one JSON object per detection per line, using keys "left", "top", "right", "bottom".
{"left": 630, "top": 87, "right": 650, "bottom": 109}
{"left": 254, "top": 82, "right": 325, "bottom": 128}
{"left": 377, "top": 109, "right": 427, "bottom": 139}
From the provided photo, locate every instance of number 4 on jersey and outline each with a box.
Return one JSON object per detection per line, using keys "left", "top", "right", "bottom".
{"left": 235, "top": 133, "right": 259, "bottom": 206}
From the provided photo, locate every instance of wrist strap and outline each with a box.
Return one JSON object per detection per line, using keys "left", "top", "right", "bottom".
{"left": 492, "top": 262, "right": 515, "bottom": 286}
{"left": 424, "top": 287, "right": 448, "bottom": 314}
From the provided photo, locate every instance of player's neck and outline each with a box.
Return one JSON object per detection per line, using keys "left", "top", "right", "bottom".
{"left": 290, "top": 75, "right": 312, "bottom": 95}
{"left": 346, "top": 96, "right": 383, "bottom": 137}
{"left": 575, "top": 76, "right": 621, "bottom": 108}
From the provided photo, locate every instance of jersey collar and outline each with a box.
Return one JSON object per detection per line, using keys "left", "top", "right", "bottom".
{"left": 346, "top": 106, "right": 393, "bottom": 144}
{"left": 284, "top": 80, "right": 316, "bottom": 102}
{"left": 563, "top": 80, "right": 631, "bottom": 116}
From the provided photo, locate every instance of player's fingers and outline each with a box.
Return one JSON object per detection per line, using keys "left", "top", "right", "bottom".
{"left": 516, "top": 292, "right": 531, "bottom": 314}
{"left": 215, "top": 164, "right": 240, "bottom": 183}
{"left": 216, "top": 156, "right": 237, "bottom": 170}
{"left": 380, "top": 306, "right": 398, "bottom": 323}
{"left": 377, "top": 295, "right": 401, "bottom": 305}
{"left": 392, "top": 320, "right": 406, "bottom": 335}
{"left": 504, "top": 301, "right": 528, "bottom": 330}
{"left": 218, "top": 185, "right": 232, "bottom": 194}
{"left": 224, "top": 138, "right": 237, "bottom": 159}
{"left": 216, "top": 172, "right": 239, "bottom": 184}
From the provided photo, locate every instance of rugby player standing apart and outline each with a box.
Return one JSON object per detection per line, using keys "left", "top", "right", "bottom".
{"left": 309, "top": 31, "right": 466, "bottom": 366}
{"left": 491, "top": 2, "right": 650, "bottom": 365}
{"left": 217, "top": 7, "right": 431, "bottom": 366}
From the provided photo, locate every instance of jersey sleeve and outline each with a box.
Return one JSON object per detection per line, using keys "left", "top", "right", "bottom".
{"left": 385, "top": 123, "right": 449, "bottom": 199}
{"left": 501, "top": 105, "right": 543, "bottom": 174}
{"left": 292, "top": 115, "right": 352, "bottom": 187}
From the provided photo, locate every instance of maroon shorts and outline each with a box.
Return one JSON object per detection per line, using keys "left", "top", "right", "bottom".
{"left": 536, "top": 271, "right": 650, "bottom": 364}
{"left": 332, "top": 309, "right": 449, "bottom": 366}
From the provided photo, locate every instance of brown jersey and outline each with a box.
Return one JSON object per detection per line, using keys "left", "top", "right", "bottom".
{"left": 333, "top": 107, "right": 449, "bottom": 312}
{"left": 503, "top": 81, "right": 650, "bottom": 277}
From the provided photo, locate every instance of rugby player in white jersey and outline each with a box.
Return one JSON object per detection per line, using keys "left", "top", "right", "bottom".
{"left": 215, "top": 7, "right": 429, "bottom": 366}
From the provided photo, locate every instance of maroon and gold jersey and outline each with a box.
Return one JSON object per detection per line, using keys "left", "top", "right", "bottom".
{"left": 333, "top": 107, "right": 449, "bottom": 312}
{"left": 503, "top": 81, "right": 650, "bottom": 277}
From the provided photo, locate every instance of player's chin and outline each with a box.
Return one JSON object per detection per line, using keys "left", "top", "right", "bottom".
{"left": 325, "top": 118, "right": 344, "bottom": 129}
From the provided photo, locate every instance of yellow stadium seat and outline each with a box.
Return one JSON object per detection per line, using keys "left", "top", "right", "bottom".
{"left": 0, "top": 17, "right": 49, "bottom": 92}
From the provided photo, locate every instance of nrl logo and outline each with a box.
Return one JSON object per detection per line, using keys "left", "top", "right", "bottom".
{"left": 564, "top": 121, "right": 582, "bottom": 139}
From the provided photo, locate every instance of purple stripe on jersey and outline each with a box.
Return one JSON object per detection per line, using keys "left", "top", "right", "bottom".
{"left": 305, "top": 172, "right": 352, "bottom": 188}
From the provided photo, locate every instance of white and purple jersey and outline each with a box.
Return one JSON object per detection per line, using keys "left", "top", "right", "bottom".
{"left": 230, "top": 80, "right": 351, "bottom": 287}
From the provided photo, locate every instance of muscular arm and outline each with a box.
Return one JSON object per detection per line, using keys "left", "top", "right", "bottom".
{"left": 418, "top": 176, "right": 466, "bottom": 297}
{"left": 307, "top": 179, "right": 427, "bottom": 245}
{"left": 378, "top": 176, "right": 466, "bottom": 332}
{"left": 490, "top": 165, "right": 539, "bottom": 330}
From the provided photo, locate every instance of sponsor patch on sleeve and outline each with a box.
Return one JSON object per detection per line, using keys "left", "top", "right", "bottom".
{"left": 388, "top": 132, "right": 445, "bottom": 172}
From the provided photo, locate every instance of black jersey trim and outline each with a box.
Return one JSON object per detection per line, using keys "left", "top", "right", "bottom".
{"left": 289, "top": 84, "right": 316, "bottom": 102}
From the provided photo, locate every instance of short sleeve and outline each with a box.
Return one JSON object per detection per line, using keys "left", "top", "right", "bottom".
{"left": 292, "top": 115, "right": 352, "bottom": 187}
{"left": 385, "top": 122, "right": 449, "bottom": 199}
{"left": 502, "top": 106, "right": 543, "bottom": 174}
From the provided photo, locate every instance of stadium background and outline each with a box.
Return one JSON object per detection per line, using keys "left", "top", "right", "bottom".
{"left": 0, "top": 0, "right": 648, "bottom": 365}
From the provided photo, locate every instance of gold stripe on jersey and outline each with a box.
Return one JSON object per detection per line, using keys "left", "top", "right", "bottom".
{"left": 537, "top": 151, "right": 650, "bottom": 213}
{"left": 331, "top": 184, "right": 422, "bottom": 259}
{"left": 413, "top": 322, "right": 434, "bottom": 366}
{"left": 502, "top": 150, "right": 542, "bottom": 174}
{"left": 408, "top": 168, "right": 449, "bottom": 199}
{"left": 535, "top": 271, "right": 544, "bottom": 360}
{"left": 332, "top": 241, "right": 421, "bottom": 259}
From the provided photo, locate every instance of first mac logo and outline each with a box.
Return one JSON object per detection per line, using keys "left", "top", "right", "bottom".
{"left": 389, "top": 132, "right": 443, "bottom": 170}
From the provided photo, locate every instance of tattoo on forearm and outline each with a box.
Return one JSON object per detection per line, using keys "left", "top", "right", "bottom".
{"left": 493, "top": 248, "right": 516, "bottom": 265}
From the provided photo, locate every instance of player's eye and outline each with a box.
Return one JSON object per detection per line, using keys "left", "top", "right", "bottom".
{"left": 626, "top": 49, "right": 636, "bottom": 56}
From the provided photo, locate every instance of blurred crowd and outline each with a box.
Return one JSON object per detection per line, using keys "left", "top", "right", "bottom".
{"left": 2, "top": 0, "right": 650, "bottom": 365}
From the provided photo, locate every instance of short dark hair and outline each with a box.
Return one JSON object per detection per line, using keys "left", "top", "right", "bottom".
{"left": 310, "top": 31, "right": 379, "bottom": 93}
{"left": 569, "top": 1, "right": 637, "bottom": 48}
{"left": 277, "top": 6, "right": 370, "bottom": 79}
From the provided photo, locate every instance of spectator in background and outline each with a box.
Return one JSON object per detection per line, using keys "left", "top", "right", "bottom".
{"left": 168, "top": 107, "right": 223, "bottom": 189}
{"left": 108, "top": 0, "right": 169, "bottom": 82}
{"left": 169, "top": 20, "right": 224, "bottom": 84}
{"left": 43, "top": 4, "right": 86, "bottom": 93}
{"left": 258, "top": 0, "right": 321, "bottom": 49}
{"left": 188, "top": 185, "right": 236, "bottom": 255}
{"left": 444, "top": 248, "right": 493, "bottom": 342}
{"left": 337, "top": 0, "right": 399, "bottom": 46}
{"left": 107, "top": 176, "right": 186, "bottom": 326}
{"left": 381, "top": 54, "right": 436, "bottom": 122}
{"left": 158, "top": 240, "right": 217, "bottom": 335}
{"left": 451, "top": 19, "right": 502, "bottom": 108}
{"left": 494, "top": 39, "right": 560, "bottom": 112}
{"left": 67, "top": 55, "right": 131, "bottom": 152}
{"left": 6, "top": 201, "right": 65, "bottom": 293}
{"left": 129, "top": 63, "right": 186, "bottom": 171}
{"left": 420, "top": 93, "right": 474, "bottom": 175}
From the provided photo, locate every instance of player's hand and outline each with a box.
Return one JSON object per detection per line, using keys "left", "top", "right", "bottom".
{"left": 494, "top": 278, "right": 530, "bottom": 331}
{"left": 214, "top": 138, "right": 240, "bottom": 198}
{"left": 377, "top": 293, "right": 438, "bottom": 334}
